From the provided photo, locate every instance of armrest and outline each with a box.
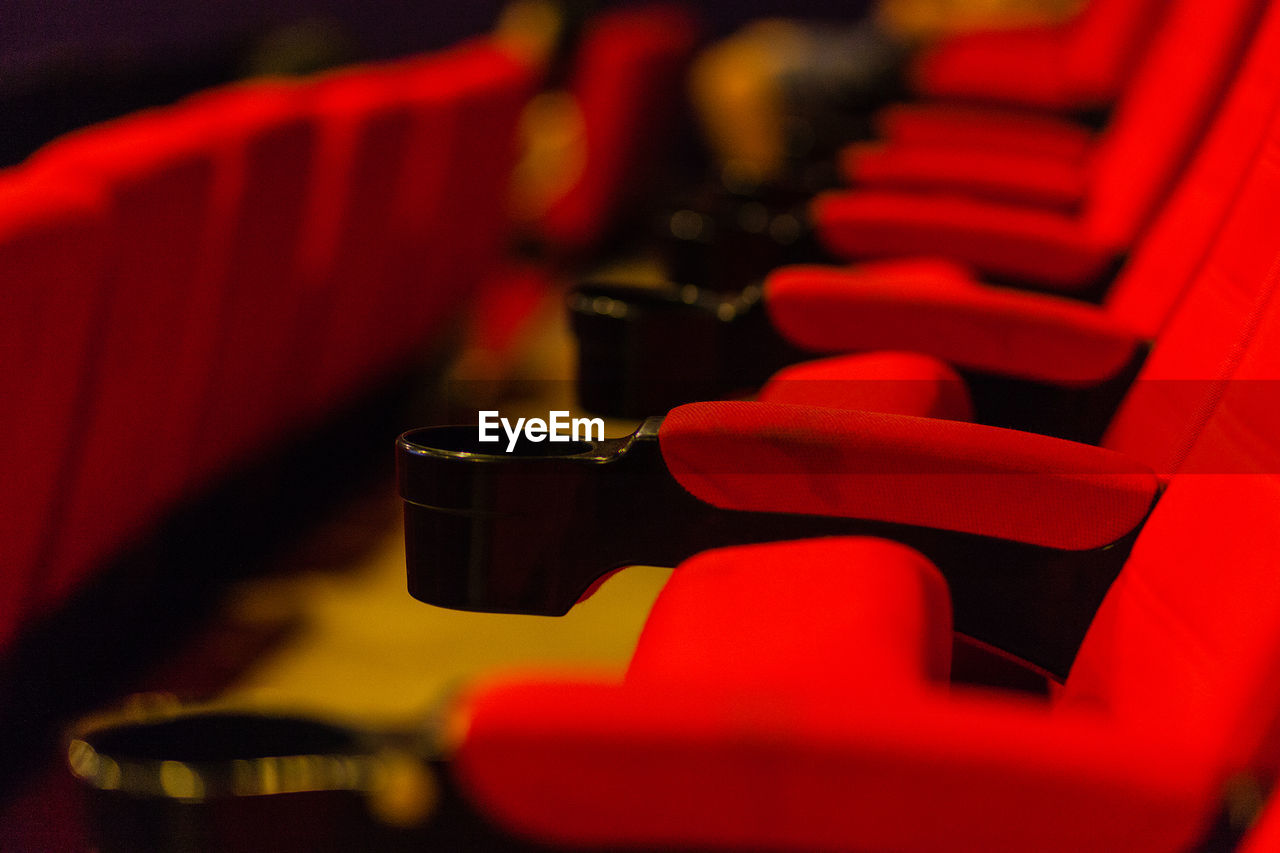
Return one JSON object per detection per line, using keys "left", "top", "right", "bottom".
{"left": 764, "top": 264, "right": 1143, "bottom": 385}
{"left": 812, "top": 190, "right": 1119, "bottom": 291}
{"left": 626, "top": 538, "right": 953, "bottom": 689}
{"left": 455, "top": 680, "right": 1216, "bottom": 853}
{"left": 911, "top": 26, "right": 1080, "bottom": 111}
{"left": 659, "top": 400, "right": 1159, "bottom": 550}
{"left": 841, "top": 142, "right": 1089, "bottom": 211}
{"left": 874, "top": 103, "right": 1095, "bottom": 160}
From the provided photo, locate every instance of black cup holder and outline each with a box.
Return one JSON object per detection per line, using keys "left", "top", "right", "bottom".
{"left": 69, "top": 710, "right": 382, "bottom": 801}
{"left": 406, "top": 425, "right": 598, "bottom": 459}
{"left": 569, "top": 279, "right": 814, "bottom": 417}
{"left": 67, "top": 708, "right": 401, "bottom": 853}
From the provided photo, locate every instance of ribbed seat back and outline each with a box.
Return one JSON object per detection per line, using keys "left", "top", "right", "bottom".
{"left": 30, "top": 107, "right": 223, "bottom": 605}
{"left": 182, "top": 83, "right": 320, "bottom": 481}
{"left": 1101, "top": 100, "right": 1280, "bottom": 477}
{"left": 1084, "top": 0, "right": 1263, "bottom": 249}
{"left": 1100, "top": 0, "right": 1280, "bottom": 338}
{"left": 538, "top": 3, "right": 699, "bottom": 254}
{"left": 1062, "top": 0, "right": 1168, "bottom": 104}
{"left": 1069, "top": 267, "right": 1280, "bottom": 778}
{"left": 0, "top": 174, "right": 105, "bottom": 648}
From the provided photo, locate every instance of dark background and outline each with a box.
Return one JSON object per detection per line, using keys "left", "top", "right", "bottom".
{"left": 0, "top": 0, "right": 871, "bottom": 166}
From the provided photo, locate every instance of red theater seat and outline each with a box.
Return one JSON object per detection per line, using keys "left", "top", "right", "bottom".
{"left": 457, "top": 457, "right": 1280, "bottom": 851}
{"left": 816, "top": 0, "right": 1263, "bottom": 291}
{"left": 0, "top": 174, "right": 106, "bottom": 650}
{"left": 537, "top": 3, "right": 699, "bottom": 256}
{"left": 759, "top": 0, "right": 1280, "bottom": 401}
{"left": 911, "top": 0, "right": 1167, "bottom": 113}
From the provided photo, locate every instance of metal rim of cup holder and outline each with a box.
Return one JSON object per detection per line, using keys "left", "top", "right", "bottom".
{"left": 67, "top": 705, "right": 385, "bottom": 802}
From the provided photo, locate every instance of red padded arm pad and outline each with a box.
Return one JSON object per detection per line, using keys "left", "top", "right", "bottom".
{"left": 658, "top": 401, "right": 1158, "bottom": 550}
{"left": 911, "top": 26, "right": 1080, "bottom": 111}
{"left": 627, "top": 538, "right": 953, "bottom": 690}
{"left": 842, "top": 142, "right": 1089, "bottom": 211}
{"left": 764, "top": 264, "right": 1143, "bottom": 385}
{"left": 874, "top": 103, "right": 1095, "bottom": 161}
{"left": 813, "top": 190, "right": 1118, "bottom": 290}
{"left": 454, "top": 681, "right": 1215, "bottom": 853}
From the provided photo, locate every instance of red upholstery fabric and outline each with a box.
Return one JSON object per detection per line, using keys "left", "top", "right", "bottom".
{"left": 1059, "top": 0, "right": 1168, "bottom": 107}
{"left": 626, "top": 538, "right": 953, "bottom": 689}
{"left": 874, "top": 103, "right": 1094, "bottom": 161}
{"left": 538, "top": 4, "right": 699, "bottom": 255}
{"left": 1066, "top": 283, "right": 1280, "bottom": 777}
{"left": 658, "top": 400, "right": 1158, "bottom": 550}
{"left": 182, "top": 83, "right": 320, "bottom": 482}
{"left": 770, "top": 0, "right": 1280, "bottom": 394}
{"left": 460, "top": 468, "right": 1280, "bottom": 851}
{"left": 758, "top": 351, "right": 974, "bottom": 421}
{"left": 1101, "top": 111, "right": 1280, "bottom": 477}
{"left": 289, "top": 42, "right": 534, "bottom": 421}
{"left": 818, "top": 0, "right": 1262, "bottom": 291}
{"left": 296, "top": 65, "right": 425, "bottom": 414}
{"left": 378, "top": 43, "right": 529, "bottom": 364}
{"left": 842, "top": 142, "right": 1089, "bottom": 210}
{"left": 30, "top": 107, "right": 222, "bottom": 605}
{"left": 911, "top": 26, "right": 1081, "bottom": 111}
{"left": 457, "top": 278, "right": 1280, "bottom": 849}
{"left": 0, "top": 174, "right": 105, "bottom": 648}
{"left": 1084, "top": 0, "right": 1262, "bottom": 251}
{"left": 409, "top": 44, "right": 535, "bottom": 346}
{"left": 765, "top": 265, "right": 1141, "bottom": 385}
{"left": 912, "top": 0, "right": 1166, "bottom": 110}
{"left": 1099, "top": 0, "right": 1280, "bottom": 337}
{"left": 813, "top": 190, "right": 1115, "bottom": 290}
{"left": 452, "top": 26, "right": 1280, "bottom": 834}
{"left": 457, "top": 677, "right": 1214, "bottom": 852}
{"left": 9, "top": 39, "right": 534, "bottom": 623}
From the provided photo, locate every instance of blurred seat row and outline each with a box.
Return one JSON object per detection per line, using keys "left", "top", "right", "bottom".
{"left": 0, "top": 38, "right": 536, "bottom": 655}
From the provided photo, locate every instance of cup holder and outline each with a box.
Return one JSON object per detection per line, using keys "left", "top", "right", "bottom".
{"left": 69, "top": 710, "right": 380, "bottom": 799}
{"left": 400, "top": 426, "right": 600, "bottom": 460}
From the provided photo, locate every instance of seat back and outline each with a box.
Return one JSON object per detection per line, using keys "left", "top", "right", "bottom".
{"left": 284, "top": 40, "right": 535, "bottom": 420}
{"left": 29, "top": 106, "right": 224, "bottom": 606}
{"left": 1068, "top": 270, "right": 1280, "bottom": 782}
{"left": 537, "top": 3, "right": 699, "bottom": 255}
{"left": 1101, "top": 96, "right": 1280, "bottom": 477}
{"left": 1100, "top": 0, "right": 1280, "bottom": 338}
{"left": 387, "top": 40, "right": 536, "bottom": 350}
{"left": 180, "top": 82, "right": 320, "bottom": 481}
{"left": 0, "top": 173, "right": 106, "bottom": 649}
{"left": 1062, "top": 0, "right": 1168, "bottom": 104}
{"left": 294, "top": 64, "right": 425, "bottom": 413}
{"left": 1084, "top": 0, "right": 1263, "bottom": 249}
